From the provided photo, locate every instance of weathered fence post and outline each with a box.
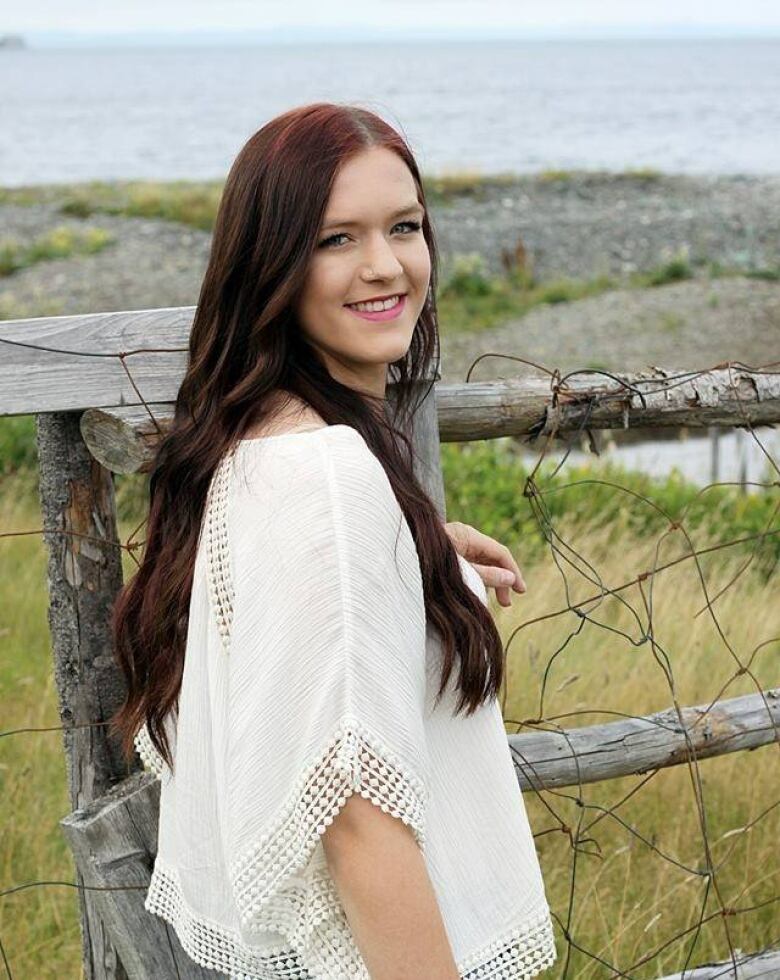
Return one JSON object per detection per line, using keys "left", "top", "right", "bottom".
{"left": 36, "top": 410, "right": 137, "bottom": 980}
{"left": 61, "top": 772, "right": 220, "bottom": 979}
{"left": 387, "top": 365, "right": 446, "bottom": 520}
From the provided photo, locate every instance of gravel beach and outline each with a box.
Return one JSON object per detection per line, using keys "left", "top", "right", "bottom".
{"left": 1, "top": 172, "right": 778, "bottom": 383}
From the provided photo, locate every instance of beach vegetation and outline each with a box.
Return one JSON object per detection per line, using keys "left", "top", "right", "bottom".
{"left": 630, "top": 252, "right": 693, "bottom": 287}
{"left": 0, "top": 225, "right": 113, "bottom": 277}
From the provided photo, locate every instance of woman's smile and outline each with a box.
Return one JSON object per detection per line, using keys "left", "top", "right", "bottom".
{"left": 344, "top": 294, "right": 407, "bottom": 322}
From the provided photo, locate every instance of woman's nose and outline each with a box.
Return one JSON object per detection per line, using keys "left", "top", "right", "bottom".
{"left": 360, "top": 236, "right": 404, "bottom": 280}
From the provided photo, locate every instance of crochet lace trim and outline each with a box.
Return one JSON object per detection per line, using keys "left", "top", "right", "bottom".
{"left": 205, "top": 444, "right": 237, "bottom": 653}
{"left": 146, "top": 857, "right": 557, "bottom": 980}
{"left": 460, "top": 910, "right": 557, "bottom": 979}
{"left": 146, "top": 857, "right": 319, "bottom": 978}
{"left": 229, "top": 711, "right": 429, "bottom": 930}
{"left": 133, "top": 722, "right": 168, "bottom": 779}
{"left": 141, "top": 711, "right": 431, "bottom": 976}
{"left": 133, "top": 447, "right": 237, "bottom": 779}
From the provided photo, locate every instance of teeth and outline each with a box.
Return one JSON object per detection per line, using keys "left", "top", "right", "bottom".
{"left": 348, "top": 295, "right": 401, "bottom": 313}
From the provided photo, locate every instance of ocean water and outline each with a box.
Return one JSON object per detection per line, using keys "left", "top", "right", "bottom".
{"left": 1, "top": 37, "right": 779, "bottom": 186}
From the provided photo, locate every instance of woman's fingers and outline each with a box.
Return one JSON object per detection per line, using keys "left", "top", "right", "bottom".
{"left": 444, "top": 522, "right": 527, "bottom": 603}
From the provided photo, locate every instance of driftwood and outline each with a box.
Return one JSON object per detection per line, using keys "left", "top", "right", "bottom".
{"left": 434, "top": 370, "right": 780, "bottom": 441}
{"left": 0, "top": 307, "right": 193, "bottom": 415}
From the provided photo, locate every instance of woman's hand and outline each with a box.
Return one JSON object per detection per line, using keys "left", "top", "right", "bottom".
{"left": 443, "top": 521, "right": 526, "bottom": 607}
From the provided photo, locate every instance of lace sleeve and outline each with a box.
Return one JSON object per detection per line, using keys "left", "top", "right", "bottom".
{"left": 212, "top": 433, "right": 431, "bottom": 972}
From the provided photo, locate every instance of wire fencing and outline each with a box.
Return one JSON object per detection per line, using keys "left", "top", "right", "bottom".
{"left": 0, "top": 324, "right": 778, "bottom": 978}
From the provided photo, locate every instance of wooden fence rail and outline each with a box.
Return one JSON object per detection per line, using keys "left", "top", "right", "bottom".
{"left": 509, "top": 688, "right": 779, "bottom": 791}
{"left": 1, "top": 305, "right": 777, "bottom": 979}
{"left": 74, "top": 360, "right": 780, "bottom": 475}
{"left": 1, "top": 308, "right": 779, "bottom": 430}
{"left": 656, "top": 947, "right": 780, "bottom": 979}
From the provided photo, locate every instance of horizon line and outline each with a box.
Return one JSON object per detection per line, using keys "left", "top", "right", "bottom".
{"left": 3, "top": 25, "right": 780, "bottom": 49}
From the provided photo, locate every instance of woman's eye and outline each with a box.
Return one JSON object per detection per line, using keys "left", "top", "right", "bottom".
{"left": 318, "top": 220, "right": 422, "bottom": 249}
{"left": 319, "top": 232, "right": 349, "bottom": 248}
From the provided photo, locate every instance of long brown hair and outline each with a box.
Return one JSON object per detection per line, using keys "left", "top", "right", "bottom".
{"left": 110, "top": 102, "right": 505, "bottom": 773}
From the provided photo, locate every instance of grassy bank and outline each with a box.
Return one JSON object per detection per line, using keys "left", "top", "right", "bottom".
{"left": 0, "top": 438, "right": 777, "bottom": 977}
{"left": 0, "top": 225, "right": 113, "bottom": 277}
{"left": 0, "top": 168, "right": 668, "bottom": 227}
{"left": 436, "top": 249, "right": 778, "bottom": 336}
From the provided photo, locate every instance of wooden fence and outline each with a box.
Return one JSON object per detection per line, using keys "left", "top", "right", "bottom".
{"left": 1, "top": 306, "right": 778, "bottom": 979}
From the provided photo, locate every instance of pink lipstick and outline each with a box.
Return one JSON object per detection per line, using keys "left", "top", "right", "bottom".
{"left": 344, "top": 294, "right": 407, "bottom": 322}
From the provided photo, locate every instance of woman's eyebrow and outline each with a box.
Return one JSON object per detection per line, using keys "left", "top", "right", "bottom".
{"left": 321, "top": 202, "right": 424, "bottom": 231}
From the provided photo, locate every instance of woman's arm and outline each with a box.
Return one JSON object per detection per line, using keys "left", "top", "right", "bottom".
{"left": 322, "top": 793, "right": 460, "bottom": 980}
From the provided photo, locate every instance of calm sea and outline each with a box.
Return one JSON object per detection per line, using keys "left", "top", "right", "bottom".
{"left": 1, "top": 38, "right": 779, "bottom": 186}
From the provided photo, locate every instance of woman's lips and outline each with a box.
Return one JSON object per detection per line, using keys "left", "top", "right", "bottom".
{"left": 344, "top": 294, "right": 407, "bottom": 322}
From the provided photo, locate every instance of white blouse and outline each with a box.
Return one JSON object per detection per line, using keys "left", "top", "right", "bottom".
{"left": 135, "top": 423, "right": 557, "bottom": 980}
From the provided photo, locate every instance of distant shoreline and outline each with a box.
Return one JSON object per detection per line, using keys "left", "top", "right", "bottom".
{"left": 2, "top": 168, "right": 780, "bottom": 197}
{"left": 4, "top": 38, "right": 776, "bottom": 185}
{"left": 8, "top": 31, "right": 780, "bottom": 50}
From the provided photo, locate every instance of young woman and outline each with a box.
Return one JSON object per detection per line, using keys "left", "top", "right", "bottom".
{"left": 111, "top": 102, "right": 557, "bottom": 980}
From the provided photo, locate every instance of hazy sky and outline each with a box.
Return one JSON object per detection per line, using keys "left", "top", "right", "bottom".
{"left": 6, "top": 0, "right": 780, "bottom": 35}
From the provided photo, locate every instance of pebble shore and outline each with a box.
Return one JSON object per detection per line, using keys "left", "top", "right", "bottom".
{"left": 1, "top": 172, "right": 778, "bottom": 382}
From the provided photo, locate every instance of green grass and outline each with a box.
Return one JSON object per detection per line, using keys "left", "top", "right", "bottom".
{"left": 59, "top": 180, "right": 225, "bottom": 232}
{"left": 0, "top": 179, "right": 226, "bottom": 232}
{"left": 436, "top": 245, "right": 780, "bottom": 336}
{"left": 634, "top": 254, "right": 693, "bottom": 287}
{"left": 745, "top": 267, "right": 780, "bottom": 282}
{"left": 0, "top": 225, "right": 114, "bottom": 277}
{"left": 436, "top": 257, "right": 619, "bottom": 335}
{"left": 441, "top": 436, "right": 779, "bottom": 575}
{"left": 434, "top": 248, "right": 735, "bottom": 336}
{"left": 0, "top": 439, "right": 777, "bottom": 977}
{"left": 659, "top": 310, "right": 687, "bottom": 333}
{"left": 537, "top": 166, "right": 664, "bottom": 184}
{"left": 442, "top": 438, "right": 779, "bottom": 975}
{"left": 0, "top": 416, "right": 39, "bottom": 473}
{"left": 0, "top": 167, "right": 668, "bottom": 229}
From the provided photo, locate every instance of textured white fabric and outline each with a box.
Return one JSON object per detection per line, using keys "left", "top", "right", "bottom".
{"left": 137, "top": 424, "right": 557, "bottom": 979}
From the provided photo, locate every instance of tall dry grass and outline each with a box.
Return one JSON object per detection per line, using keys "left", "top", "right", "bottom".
{"left": 497, "top": 508, "right": 779, "bottom": 977}
{"left": 0, "top": 456, "right": 777, "bottom": 978}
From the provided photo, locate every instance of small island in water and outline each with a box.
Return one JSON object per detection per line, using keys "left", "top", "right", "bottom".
{"left": 0, "top": 34, "right": 27, "bottom": 50}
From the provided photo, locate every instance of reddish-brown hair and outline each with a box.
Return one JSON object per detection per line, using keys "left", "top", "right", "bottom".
{"left": 110, "top": 102, "right": 505, "bottom": 772}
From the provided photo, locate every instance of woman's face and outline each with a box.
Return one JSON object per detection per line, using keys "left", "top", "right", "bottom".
{"left": 296, "top": 145, "right": 432, "bottom": 398}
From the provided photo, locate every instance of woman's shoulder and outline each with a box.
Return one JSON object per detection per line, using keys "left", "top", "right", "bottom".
{"left": 231, "top": 420, "right": 391, "bottom": 507}
{"left": 239, "top": 391, "right": 326, "bottom": 440}
{"left": 228, "top": 422, "right": 410, "bottom": 576}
